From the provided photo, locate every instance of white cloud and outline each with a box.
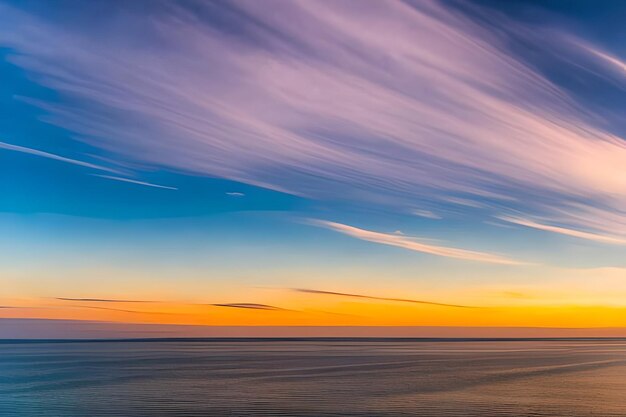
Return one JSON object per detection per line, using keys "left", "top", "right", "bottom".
{"left": 93, "top": 174, "right": 177, "bottom": 190}
{"left": 412, "top": 209, "right": 441, "bottom": 220}
{"left": 314, "top": 220, "right": 525, "bottom": 265}
{"left": 0, "top": 140, "right": 116, "bottom": 173}
{"left": 498, "top": 215, "right": 626, "bottom": 245}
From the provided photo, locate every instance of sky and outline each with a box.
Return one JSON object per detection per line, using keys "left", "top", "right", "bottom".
{"left": 1, "top": 0, "right": 626, "bottom": 338}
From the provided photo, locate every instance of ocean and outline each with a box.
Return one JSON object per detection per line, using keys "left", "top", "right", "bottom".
{"left": 2, "top": 339, "right": 626, "bottom": 416}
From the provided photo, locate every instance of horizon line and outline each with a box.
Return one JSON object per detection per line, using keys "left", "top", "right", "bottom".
{"left": 4, "top": 336, "right": 626, "bottom": 344}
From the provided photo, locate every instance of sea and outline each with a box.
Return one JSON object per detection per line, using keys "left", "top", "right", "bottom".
{"left": 2, "top": 339, "right": 626, "bottom": 416}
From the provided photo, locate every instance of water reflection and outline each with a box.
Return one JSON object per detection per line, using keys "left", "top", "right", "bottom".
{"left": 2, "top": 339, "right": 626, "bottom": 416}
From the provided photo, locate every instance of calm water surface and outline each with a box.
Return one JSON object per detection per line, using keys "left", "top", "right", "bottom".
{"left": 1, "top": 339, "right": 626, "bottom": 416}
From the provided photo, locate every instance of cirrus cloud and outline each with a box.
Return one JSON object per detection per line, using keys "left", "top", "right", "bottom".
{"left": 313, "top": 220, "right": 525, "bottom": 265}
{"left": 1, "top": 0, "right": 625, "bottom": 244}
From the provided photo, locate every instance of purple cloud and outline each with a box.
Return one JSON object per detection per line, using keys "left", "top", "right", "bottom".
{"left": 1, "top": 0, "right": 625, "bottom": 244}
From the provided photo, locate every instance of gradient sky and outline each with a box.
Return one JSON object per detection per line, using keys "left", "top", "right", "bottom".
{"left": 1, "top": 0, "right": 626, "bottom": 337}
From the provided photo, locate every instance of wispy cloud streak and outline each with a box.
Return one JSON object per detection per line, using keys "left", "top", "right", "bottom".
{"left": 55, "top": 298, "right": 288, "bottom": 310}
{"left": 498, "top": 216, "right": 626, "bottom": 245}
{"left": 56, "top": 297, "right": 157, "bottom": 303}
{"left": 211, "top": 303, "right": 287, "bottom": 311}
{"left": 579, "top": 43, "right": 626, "bottom": 76}
{"left": 294, "top": 288, "right": 476, "bottom": 308}
{"left": 71, "top": 305, "right": 177, "bottom": 315}
{"left": 0, "top": 141, "right": 116, "bottom": 173}
{"left": 93, "top": 175, "right": 177, "bottom": 190}
{"left": 314, "top": 220, "right": 524, "bottom": 265}
{"left": 412, "top": 209, "right": 441, "bottom": 220}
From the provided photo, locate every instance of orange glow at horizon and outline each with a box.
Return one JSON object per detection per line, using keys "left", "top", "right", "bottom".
{"left": 5, "top": 297, "right": 626, "bottom": 329}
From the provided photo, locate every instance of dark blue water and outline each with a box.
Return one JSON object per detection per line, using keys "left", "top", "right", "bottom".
{"left": 2, "top": 339, "right": 626, "bottom": 416}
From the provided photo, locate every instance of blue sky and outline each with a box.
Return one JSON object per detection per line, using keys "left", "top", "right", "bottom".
{"left": 1, "top": 0, "right": 625, "bottom": 334}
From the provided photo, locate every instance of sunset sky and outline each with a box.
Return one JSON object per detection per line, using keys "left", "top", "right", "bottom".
{"left": 1, "top": 0, "right": 626, "bottom": 337}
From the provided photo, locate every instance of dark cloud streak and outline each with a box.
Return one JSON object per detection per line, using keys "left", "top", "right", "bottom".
{"left": 211, "top": 303, "right": 289, "bottom": 311}
{"left": 56, "top": 298, "right": 157, "bottom": 303}
{"left": 293, "top": 289, "right": 477, "bottom": 309}
{"left": 71, "top": 305, "right": 179, "bottom": 315}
